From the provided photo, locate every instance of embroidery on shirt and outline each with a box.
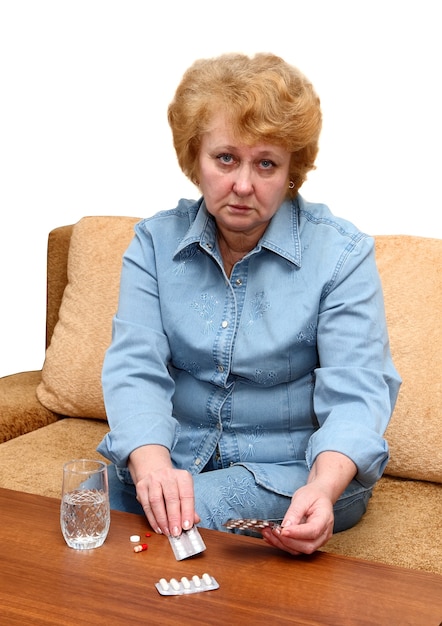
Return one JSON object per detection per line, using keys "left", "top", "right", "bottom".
{"left": 177, "top": 360, "right": 201, "bottom": 378}
{"left": 252, "top": 369, "right": 278, "bottom": 386}
{"left": 191, "top": 293, "right": 219, "bottom": 334}
{"left": 246, "top": 291, "right": 270, "bottom": 327}
{"left": 183, "top": 423, "right": 204, "bottom": 457}
{"left": 296, "top": 322, "right": 317, "bottom": 344}
{"left": 241, "top": 425, "right": 264, "bottom": 460}
{"left": 173, "top": 246, "right": 199, "bottom": 275}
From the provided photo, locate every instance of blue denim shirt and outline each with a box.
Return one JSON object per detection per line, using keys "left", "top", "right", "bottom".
{"left": 97, "top": 195, "right": 401, "bottom": 495}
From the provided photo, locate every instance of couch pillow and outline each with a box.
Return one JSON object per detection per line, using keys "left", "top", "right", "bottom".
{"left": 375, "top": 235, "right": 442, "bottom": 483}
{"left": 37, "top": 216, "right": 140, "bottom": 419}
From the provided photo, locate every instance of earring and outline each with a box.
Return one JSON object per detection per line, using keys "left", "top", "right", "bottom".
{"left": 288, "top": 181, "right": 295, "bottom": 189}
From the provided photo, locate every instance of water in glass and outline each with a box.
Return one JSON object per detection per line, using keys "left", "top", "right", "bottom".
{"left": 61, "top": 488, "right": 110, "bottom": 549}
{"left": 60, "top": 459, "right": 110, "bottom": 550}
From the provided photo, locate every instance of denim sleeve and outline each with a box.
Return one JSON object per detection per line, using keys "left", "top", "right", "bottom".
{"left": 97, "top": 223, "right": 178, "bottom": 466}
{"left": 306, "top": 235, "right": 402, "bottom": 487}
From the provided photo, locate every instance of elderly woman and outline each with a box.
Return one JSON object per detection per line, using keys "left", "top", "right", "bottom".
{"left": 98, "top": 52, "right": 401, "bottom": 556}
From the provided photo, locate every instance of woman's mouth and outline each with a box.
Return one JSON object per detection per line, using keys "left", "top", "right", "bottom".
{"left": 229, "top": 204, "right": 252, "bottom": 212}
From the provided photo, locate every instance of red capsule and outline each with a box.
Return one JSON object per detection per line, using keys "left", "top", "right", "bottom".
{"left": 133, "top": 543, "right": 148, "bottom": 553}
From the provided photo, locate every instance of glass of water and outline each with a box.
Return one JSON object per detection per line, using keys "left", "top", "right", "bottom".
{"left": 60, "top": 459, "right": 110, "bottom": 550}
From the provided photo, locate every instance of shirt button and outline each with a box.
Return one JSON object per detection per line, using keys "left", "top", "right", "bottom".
{"left": 217, "top": 364, "right": 224, "bottom": 372}
{"left": 221, "top": 320, "right": 228, "bottom": 328}
{"left": 235, "top": 278, "right": 242, "bottom": 286}
{"left": 195, "top": 458, "right": 202, "bottom": 466}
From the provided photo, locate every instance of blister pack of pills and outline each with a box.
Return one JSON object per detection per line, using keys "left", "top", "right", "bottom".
{"left": 223, "top": 517, "right": 281, "bottom": 531}
{"left": 168, "top": 525, "right": 207, "bottom": 560}
{"left": 155, "top": 573, "right": 219, "bottom": 596}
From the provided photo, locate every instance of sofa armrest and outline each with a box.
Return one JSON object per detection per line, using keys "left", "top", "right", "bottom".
{"left": 0, "top": 371, "right": 60, "bottom": 443}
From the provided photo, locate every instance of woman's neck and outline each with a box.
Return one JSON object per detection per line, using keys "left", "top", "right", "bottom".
{"left": 217, "top": 229, "right": 259, "bottom": 277}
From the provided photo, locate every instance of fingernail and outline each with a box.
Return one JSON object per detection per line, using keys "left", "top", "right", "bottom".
{"left": 172, "top": 526, "right": 180, "bottom": 537}
{"left": 183, "top": 519, "right": 191, "bottom": 530}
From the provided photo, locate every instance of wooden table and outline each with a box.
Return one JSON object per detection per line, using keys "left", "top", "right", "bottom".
{"left": 0, "top": 488, "right": 441, "bottom": 625}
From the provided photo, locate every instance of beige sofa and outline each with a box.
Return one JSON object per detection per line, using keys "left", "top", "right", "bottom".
{"left": 0, "top": 216, "right": 441, "bottom": 575}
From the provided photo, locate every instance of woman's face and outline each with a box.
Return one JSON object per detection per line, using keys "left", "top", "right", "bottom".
{"left": 198, "top": 113, "right": 291, "bottom": 240}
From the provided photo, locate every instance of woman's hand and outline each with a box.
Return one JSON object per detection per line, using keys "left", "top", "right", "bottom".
{"left": 128, "top": 444, "right": 200, "bottom": 536}
{"left": 262, "top": 451, "right": 357, "bottom": 555}
{"left": 261, "top": 482, "right": 334, "bottom": 555}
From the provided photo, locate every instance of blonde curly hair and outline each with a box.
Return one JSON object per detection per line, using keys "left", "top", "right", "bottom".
{"left": 167, "top": 52, "right": 322, "bottom": 197}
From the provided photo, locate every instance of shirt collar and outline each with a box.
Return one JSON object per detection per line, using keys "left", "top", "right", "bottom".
{"left": 259, "top": 197, "right": 301, "bottom": 266}
{"left": 174, "top": 196, "right": 302, "bottom": 267}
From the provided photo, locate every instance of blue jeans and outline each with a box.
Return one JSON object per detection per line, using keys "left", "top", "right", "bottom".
{"left": 107, "top": 463, "right": 371, "bottom": 534}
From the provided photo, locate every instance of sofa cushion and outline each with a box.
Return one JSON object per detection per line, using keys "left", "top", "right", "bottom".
{"left": 322, "top": 476, "right": 442, "bottom": 574}
{"left": 0, "top": 371, "right": 59, "bottom": 443}
{"left": 0, "top": 418, "right": 110, "bottom": 498}
{"left": 375, "top": 236, "right": 442, "bottom": 483}
{"left": 37, "top": 216, "right": 140, "bottom": 419}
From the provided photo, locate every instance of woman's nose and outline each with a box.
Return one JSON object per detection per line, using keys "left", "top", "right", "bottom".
{"left": 232, "top": 166, "right": 254, "bottom": 196}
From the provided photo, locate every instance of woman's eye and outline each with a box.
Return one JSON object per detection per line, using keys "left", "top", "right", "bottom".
{"left": 217, "top": 153, "right": 234, "bottom": 164}
{"left": 260, "top": 159, "right": 275, "bottom": 169}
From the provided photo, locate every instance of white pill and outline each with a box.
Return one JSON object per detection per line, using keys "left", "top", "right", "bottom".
{"left": 159, "top": 578, "right": 169, "bottom": 591}
{"left": 192, "top": 575, "right": 201, "bottom": 587}
{"left": 181, "top": 577, "right": 191, "bottom": 589}
{"left": 130, "top": 535, "right": 141, "bottom": 543}
{"left": 188, "top": 535, "right": 201, "bottom": 548}
{"left": 202, "top": 573, "right": 212, "bottom": 585}
{"left": 170, "top": 578, "right": 181, "bottom": 590}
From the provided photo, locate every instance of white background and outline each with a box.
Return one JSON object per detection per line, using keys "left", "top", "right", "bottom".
{"left": 1, "top": 1, "right": 440, "bottom": 377}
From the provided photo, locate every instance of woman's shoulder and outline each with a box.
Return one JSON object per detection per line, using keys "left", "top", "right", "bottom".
{"left": 136, "top": 198, "right": 202, "bottom": 233}
{"left": 297, "top": 195, "right": 373, "bottom": 248}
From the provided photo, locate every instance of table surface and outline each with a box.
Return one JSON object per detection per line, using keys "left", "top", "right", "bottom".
{"left": 0, "top": 488, "right": 441, "bottom": 626}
